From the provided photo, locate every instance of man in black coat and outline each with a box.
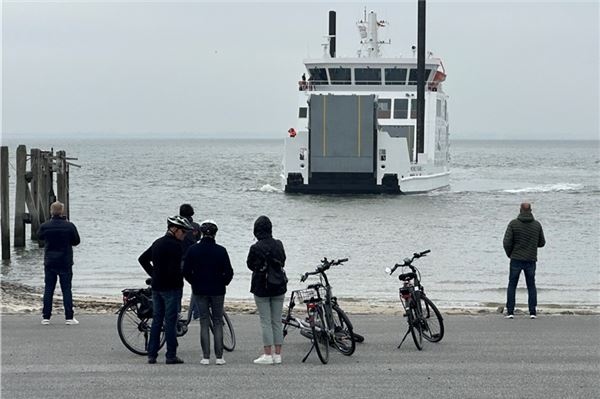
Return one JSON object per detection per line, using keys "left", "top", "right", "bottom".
{"left": 179, "top": 203, "right": 201, "bottom": 253}
{"left": 503, "top": 202, "right": 546, "bottom": 319}
{"left": 183, "top": 220, "right": 233, "bottom": 365}
{"left": 138, "top": 215, "right": 192, "bottom": 364}
{"left": 38, "top": 201, "right": 81, "bottom": 325}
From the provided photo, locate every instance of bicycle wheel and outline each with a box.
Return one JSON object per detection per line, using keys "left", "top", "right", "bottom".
{"left": 208, "top": 311, "right": 236, "bottom": 352}
{"left": 419, "top": 295, "right": 444, "bottom": 343}
{"left": 310, "top": 306, "right": 329, "bottom": 364}
{"left": 331, "top": 305, "right": 356, "bottom": 356}
{"left": 117, "top": 301, "right": 165, "bottom": 356}
{"left": 407, "top": 302, "right": 423, "bottom": 351}
{"left": 222, "top": 312, "right": 236, "bottom": 352}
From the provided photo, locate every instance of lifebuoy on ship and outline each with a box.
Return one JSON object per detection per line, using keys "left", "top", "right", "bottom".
{"left": 288, "top": 128, "right": 297, "bottom": 137}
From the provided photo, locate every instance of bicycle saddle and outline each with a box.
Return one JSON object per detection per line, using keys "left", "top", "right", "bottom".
{"left": 398, "top": 272, "right": 416, "bottom": 281}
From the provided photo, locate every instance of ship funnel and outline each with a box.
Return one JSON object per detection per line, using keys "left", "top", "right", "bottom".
{"left": 329, "top": 10, "right": 336, "bottom": 58}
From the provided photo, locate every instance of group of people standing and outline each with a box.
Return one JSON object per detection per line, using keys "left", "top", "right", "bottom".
{"left": 37, "top": 200, "right": 545, "bottom": 364}
{"left": 138, "top": 204, "right": 287, "bottom": 365}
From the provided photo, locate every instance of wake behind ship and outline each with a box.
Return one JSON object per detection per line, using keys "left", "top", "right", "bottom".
{"left": 282, "top": 10, "right": 450, "bottom": 194}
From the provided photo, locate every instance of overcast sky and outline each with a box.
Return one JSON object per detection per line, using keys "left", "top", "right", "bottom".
{"left": 2, "top": 0, "right": 598, "bottom": 140}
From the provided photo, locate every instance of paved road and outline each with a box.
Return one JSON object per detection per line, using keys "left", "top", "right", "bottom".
{"left": 2, "top": 314, "right": 599, "bottom": 399}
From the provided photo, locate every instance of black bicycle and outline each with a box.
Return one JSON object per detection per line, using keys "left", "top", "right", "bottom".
{"left": 117, "top": 279, "right": 235, "bottom": 355}
{"left": 386, "top": 250, "right": 444, "bottom": 350}
{"left": 282, "top": 257, "right": 364, "bottom": 364}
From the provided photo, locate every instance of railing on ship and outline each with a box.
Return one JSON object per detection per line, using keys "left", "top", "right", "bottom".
{"left": 298, "top": 80, "right": 443, "bottom": 91}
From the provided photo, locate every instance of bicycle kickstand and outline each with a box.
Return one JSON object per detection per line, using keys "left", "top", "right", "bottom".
{"left": 397, "top": 328, "right": 411, "bottom": 349}
{"left": 302, "top": 340, "right": 316, "bottom": 362}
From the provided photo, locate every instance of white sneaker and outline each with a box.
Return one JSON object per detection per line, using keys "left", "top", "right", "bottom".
{"left": 200, "top": 358, "right": 210, "bottom": 365}
{"left": 273, "top": 354, "right": 282, "bottom": 364}
{"left": 65, "top": 318, "right": 79, "bottom": 325}
{"left": 41, "top": 319, "right": 50, "bottom": 325}
{"left": 505, "top": 314, "right": 514, "bottom": 319}
{"left": 215, "top": 358, "right": 226, "bottom": 365}
{"left": 253, "top": 354, "right": 273, "bottom": 365}
{"left": 530, "top": 315, "right": 537, "bottom": 319}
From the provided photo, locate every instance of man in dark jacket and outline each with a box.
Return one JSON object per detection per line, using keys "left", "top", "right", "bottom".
{"left": 246, "top": 215, "right": 287, "bottom": 364}
{"left": 179, "top": 203, "right": 201, "bottom": 253}
{"left": 138, "top": 215, "right": 192, "bottom": 364}
{"left": 183, "top": 220, "right": 233, "bottom": 365}
{"left": 503, "top": 202, "right": 546, "bottom": 319}
{"left": 38, "top": 201, "right": 80, "bottom": 325}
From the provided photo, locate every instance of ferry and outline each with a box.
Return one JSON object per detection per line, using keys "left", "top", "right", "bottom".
{"left": 282, "top": 9, "right": 450, "bottom": 194}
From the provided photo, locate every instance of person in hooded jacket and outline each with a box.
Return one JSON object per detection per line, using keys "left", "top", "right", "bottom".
{"left": 246, "top": 215, "right": 287, "bottom": 365}
{"left": 183, "top": 220, "right": 233, "bottom": 365}
{"left": 503, "top": 202, "right": 546, "bottom": 319}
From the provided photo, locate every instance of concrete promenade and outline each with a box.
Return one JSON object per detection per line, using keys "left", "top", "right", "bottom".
{"left": 2, "top": 314, "right": 599, "bottom": 399}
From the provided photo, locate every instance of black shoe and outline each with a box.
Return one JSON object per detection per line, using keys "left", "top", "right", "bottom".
{"left": 166, "top": 356, "right": 184, "bottom": 364}
{"left": 148, "top": 357, "right": 157, "bottom": 364}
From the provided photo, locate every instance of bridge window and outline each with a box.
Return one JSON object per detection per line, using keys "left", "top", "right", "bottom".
{"left": 328, "top": 67, "right": 351, "bottom": 84}
{"left": 408, "top": 68, "right": 432, "bottom": 85}
{"left": 355, "top": 68, "right": 382, "bottom": 85}
{"left": 384, "top": 68, "right": 407, "bottom": 85}
{"left": 309, "top": 68, "right": 328, "bottom": 85}
{"left": 377, "top": 99, "right": 392, "bottom": 119}
{"left": 299, "top": 107, "right": 307, "bottom": 118}
{"left": 394, "top": 99, "right": 409, "bottom": 119}
{"left": 410, "top": 99, "right": 417, "bottom": 119}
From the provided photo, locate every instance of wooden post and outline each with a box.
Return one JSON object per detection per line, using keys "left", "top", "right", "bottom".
{"left": 1, "top": 146, "right": 10, "bottom": 259}
{"left": 36, "top": 151, "right": 47, "bottom": 222}
{"left": 56, "top": 151, "right": 67, "bottom": 214}
{"left": 30, "top": 149, "right": 40, "bottom": 240}
{"left": 14, "top": 145, "right": 26, "bottom": 247}
{"left": 47, "top": 151, "right": 56, "bottom": 209}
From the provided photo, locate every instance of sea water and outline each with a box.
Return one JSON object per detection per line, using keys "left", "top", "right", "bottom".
{"left": 1, "top": 138, "right": 599, "bottom": 309}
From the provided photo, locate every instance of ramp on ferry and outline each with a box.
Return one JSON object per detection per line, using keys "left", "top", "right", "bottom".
{"left": 304, "top": 94, "right": 381, "bottom": 192}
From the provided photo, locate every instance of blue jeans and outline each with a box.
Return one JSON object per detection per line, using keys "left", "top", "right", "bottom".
{"left": 148, "top": 288, "right": 182, "bottom": 360}
{"left": 42, "top": 268, "right": 73, "bottom": 320}
{"left": 193, "top": 294, "right": 225, "bottom": 359}
{"left": 506, "top": 260, "right": 537, "bottom": 315}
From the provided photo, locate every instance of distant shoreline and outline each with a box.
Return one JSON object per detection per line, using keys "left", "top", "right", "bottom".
{"left": 2, "top": 280, "right": 597, "bottom": 316}
{"left": 2, "top": 135, "right": 599, "bottom": 142}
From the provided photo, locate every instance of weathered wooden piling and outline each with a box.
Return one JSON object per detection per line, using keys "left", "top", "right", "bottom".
{"left": 1, "top": 145, "right": 77, "bottom": 257}
{"left": 13, "top": 145, "right": 27, "bottom": 247}
{"left": 1, "top": 146, "right": 10, "bottom": 259}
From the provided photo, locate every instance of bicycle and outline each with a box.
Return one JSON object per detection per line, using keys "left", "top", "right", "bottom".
{"left": 117, "top": 279, "right": 236, "bottom": 355}
{"left": 385, "top": 249, "right": 444, "bottom": 350}
{"left": 282, "top": 257, "right": 364, "bottom": 364}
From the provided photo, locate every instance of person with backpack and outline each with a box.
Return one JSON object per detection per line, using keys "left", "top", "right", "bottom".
{"left": 246, "top": 215, "right": 287, "bottom": 365}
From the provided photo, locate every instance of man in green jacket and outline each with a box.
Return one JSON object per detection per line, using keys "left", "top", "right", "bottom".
{"left": 503, "top": 202, "right": 546, "bottom": 319}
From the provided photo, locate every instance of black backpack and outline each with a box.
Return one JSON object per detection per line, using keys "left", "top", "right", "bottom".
{"left": 262, "top": 250, "right": 288, "bottom": 290}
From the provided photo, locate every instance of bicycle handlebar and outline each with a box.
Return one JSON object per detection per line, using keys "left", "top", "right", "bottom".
{"left": 387, "top": 250, "right": 430, "bottom": 275}
{"left": 300, "top": 257, "right": 349, "bottom": 282}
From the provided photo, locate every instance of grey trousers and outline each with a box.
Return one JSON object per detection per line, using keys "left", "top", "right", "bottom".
{"left": 193, "top": 294, "right": 224, "bottom": 359}
{"left": 254, "top": 294, "right": 285, "bottom": 347}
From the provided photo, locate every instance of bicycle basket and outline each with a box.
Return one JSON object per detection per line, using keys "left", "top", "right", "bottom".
{"left": 293, "top": 287, "right": 325, "bottom": 303}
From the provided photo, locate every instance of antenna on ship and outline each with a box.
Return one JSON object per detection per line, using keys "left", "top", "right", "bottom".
{"left": 416, "top": 0, "right": 426, "bottom": 163}
{"left": 357, "top": 10, "right": 389, "bottom": 58}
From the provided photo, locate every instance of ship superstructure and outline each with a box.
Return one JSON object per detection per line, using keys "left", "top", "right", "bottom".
{"left": 282, "top": 10, "right": 450, "bottom": 193}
